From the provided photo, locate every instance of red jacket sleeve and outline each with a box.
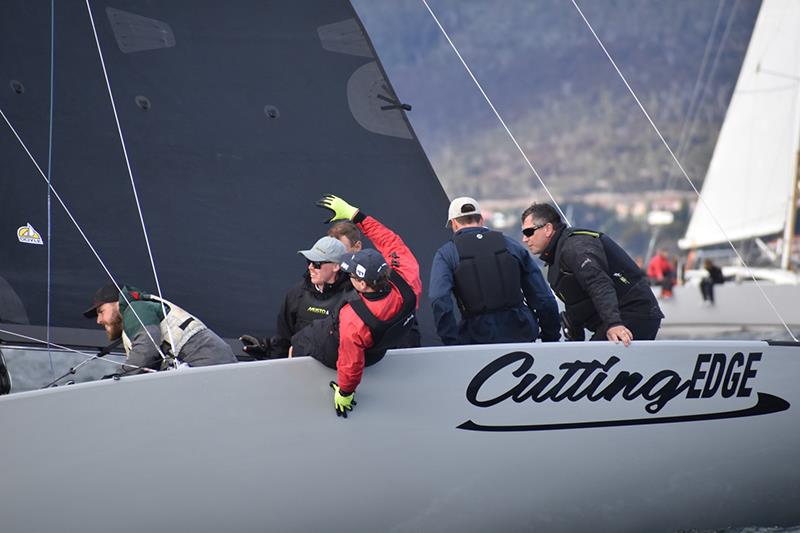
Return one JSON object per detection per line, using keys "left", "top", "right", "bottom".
{"left": 357, "top": 215, "right": 422, "bottom": 303}
{"left": 336, "top": 304, "right": 372, "bottom": 394}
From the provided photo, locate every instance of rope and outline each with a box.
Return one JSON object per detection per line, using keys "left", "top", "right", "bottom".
{"left": 46, "top": 0, "right": 56, "bottom": 379}
{"left": 646, "top": 0, "right": 733, "bottom": 261}
{"left": 571, "top": 0, "right": 798, "bottom": 342}
{"left": 0, "top": 328, "right": 156, "bottom": 373}
{"left": 419, "top": 0, "right": 571, "bottom": 226}
{"left": 84, "top": 0, "right": 177, "bottom": 362}
{"left": 0, "top": 107, "right": 170, "bottom": 358}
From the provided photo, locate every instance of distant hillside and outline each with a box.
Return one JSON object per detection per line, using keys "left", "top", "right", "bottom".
{"left": 354, "top": 0, "right": 760, "bottom": 201}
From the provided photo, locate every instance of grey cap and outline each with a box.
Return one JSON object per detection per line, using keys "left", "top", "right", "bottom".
{"left": 298, "top": 236, "right": 346, "bottom": 263}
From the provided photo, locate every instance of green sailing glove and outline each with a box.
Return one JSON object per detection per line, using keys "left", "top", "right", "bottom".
{"left": 316, "top": 194, "right": 359, "bottom": 223}
{"left": 330, "top": 381, "right": 357, "bottom": 418}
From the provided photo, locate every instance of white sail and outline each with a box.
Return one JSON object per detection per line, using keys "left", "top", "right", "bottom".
{"left": 680, "top": 0, "right": 800, "bottom": 250}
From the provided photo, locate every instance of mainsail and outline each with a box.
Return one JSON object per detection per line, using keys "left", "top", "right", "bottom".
{"left": 680, "top": 0, "right": 800, "bottom": 250}
{"left": 0, "top": 1, "right": 451, "bottom": 349}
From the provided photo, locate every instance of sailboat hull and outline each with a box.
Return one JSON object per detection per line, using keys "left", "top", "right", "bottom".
{"left": 3, "top": 340, "right": 799, "bottom": 532}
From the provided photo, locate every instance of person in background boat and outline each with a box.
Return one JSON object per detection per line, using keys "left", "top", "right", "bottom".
{"left": 521, "top": 203, "right": 664, "bottom": 347}
{"left": 292, "top": 194, "right": 421, "bottom": 418}
{"left": 84, "top": 284, "right": 237, "bottom": 374}
{"left": 700, "top": 259, "right": 725, "bottom": 306}
{"left": 329, "top": 219, "right": 422, "bottom": 348}
{"left": 240, "top": 236, "right": 352, "bottom": 358}
{"left": 646, "top": 249, "right": 676, "bottom": 298}
{"left": 429, "top": 196, "right": 560, "bottom": 345}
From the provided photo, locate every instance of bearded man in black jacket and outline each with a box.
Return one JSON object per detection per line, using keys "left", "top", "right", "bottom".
{"left": 521, "top": 203, "right": 663, "bottom": 347}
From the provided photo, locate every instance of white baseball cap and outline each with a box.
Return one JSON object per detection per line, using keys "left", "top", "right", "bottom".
{"left": 446, "top": 196, "right": 481, "bottom": 227}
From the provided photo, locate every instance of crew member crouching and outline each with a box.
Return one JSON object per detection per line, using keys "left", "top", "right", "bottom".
{"left": 84, "top": 284, "right": 237, "bottom": 374}
{"left": 291, "top": 194, "right": 421, "bottom": 418}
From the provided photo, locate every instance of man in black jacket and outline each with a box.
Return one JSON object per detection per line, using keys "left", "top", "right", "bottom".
{"left": 521, "top": 203, "right": 663, "bottom": 346}
{"left": 240, "top": 236, "right": 353, "bottom": 357}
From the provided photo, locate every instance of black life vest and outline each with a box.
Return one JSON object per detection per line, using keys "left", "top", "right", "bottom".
{"left": 290, "top": 269, "right": 416, "bottom": 369}
{"left": 452, "top": 230, "right": 523, "bottom": 316}
{"left": 548, "top": 229, "right": 644, "bottom": 324}
{"left": 348, "top": 269, "right": 417, "bottom": 365}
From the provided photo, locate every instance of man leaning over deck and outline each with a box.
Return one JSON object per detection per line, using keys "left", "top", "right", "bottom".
{"left": 84, "top": 284, "right": 237, "bottom": 374}
{"left": 521, "top": 203, "right": 663, "bottom": 346}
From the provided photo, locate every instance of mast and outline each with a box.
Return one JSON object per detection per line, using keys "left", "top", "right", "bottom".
{"left": 782, "top": 46, "right": 800, "bottom": 271}
{"left": 781, "top": 151, "right": 800, "bottom": 270}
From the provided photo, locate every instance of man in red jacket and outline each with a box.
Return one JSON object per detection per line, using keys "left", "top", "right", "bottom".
{"left": 316, "top": 194, "right": 422, "bottom": 418}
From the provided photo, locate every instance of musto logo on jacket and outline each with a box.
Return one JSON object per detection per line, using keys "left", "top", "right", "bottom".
{"left": 458, "top": 351, "right": 789, "bottom": 431}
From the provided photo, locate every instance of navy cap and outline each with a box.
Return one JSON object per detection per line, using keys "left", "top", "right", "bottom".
{"left": 340, "top": 249, "right": 389, "bottom": 283}
{"left": 83, "top": 283, "right": 120, "bottom": 318}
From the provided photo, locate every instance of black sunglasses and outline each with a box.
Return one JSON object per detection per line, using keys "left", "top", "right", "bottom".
{"left": 522, "top": 223, "right": 547, "bottom": 237}
{"left": 307, "top": 259, "right": 334, "bottom": 269}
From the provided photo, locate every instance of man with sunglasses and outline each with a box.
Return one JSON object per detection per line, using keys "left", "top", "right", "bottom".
{"left": 292, "top": 194, "right": 421, "bottom": 418}
{"left": 429, "top": 197, "right": 560, "bottom": 346}
{"left": 521, "top": 203, "right": 663, "bottom": 346}
{"left": 240, "top": 236, "right": 352, "bottom": 358}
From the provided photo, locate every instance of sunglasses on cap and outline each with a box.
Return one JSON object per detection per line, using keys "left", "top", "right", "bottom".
{"left": 307, "top": 259, "right": 334, "bottom": 269}
{"left": 522, "top": 223, "right": 547, "bottom": 237}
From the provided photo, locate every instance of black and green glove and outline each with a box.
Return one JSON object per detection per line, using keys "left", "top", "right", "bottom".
{"left": 316, "top": 194, "right": 359, "bottom": 223}
{"left": 330, "top": 381, "right": 357, "bottom": 418}
{"left": 239, "top": 335, "right": 271, "bottom": 359}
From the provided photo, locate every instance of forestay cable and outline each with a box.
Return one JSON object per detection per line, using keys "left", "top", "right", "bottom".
{"left": 419, "top": 0, "right": 571, "bottom": 226}
{"left": 46, "top": 0, "right": 56, "bottom": 379}
{"left": 84, "top": 0, "right": 177, "bottom": 358}
{"left": 0, "top": 108, "right": 171, "bottom": 359}
{"left": 570, "top": 0, "right": 798, "bottom": 342}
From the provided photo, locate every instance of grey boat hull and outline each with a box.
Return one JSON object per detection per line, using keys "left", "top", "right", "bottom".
{"left": 2, "top": 340, "right": 799, "bottom": 532}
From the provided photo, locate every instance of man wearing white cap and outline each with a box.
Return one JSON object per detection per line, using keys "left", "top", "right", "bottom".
{"left": 239, "top": 235, "right": 352, "bottom": 357}
{"left": 429, "top": 197, "right": 560, "bottom": 345}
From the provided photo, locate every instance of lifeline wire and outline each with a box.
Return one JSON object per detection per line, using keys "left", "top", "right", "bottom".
{"left": 0, "top": 327, "right": 156, "bottom": 373}
{"left": 0, "top": 107, "right": 170, "bottom": 359}
{"left": 419, "top": 0, "right": 571, "bottom": 227}
{"left": 571, "top": 0, "right": 798, "bottom": 342}
{"left": 84, "top": 0, "right": 177, "bottom": 359}
{"left": 46, "top": 0, "right": 56, "bottom": 378}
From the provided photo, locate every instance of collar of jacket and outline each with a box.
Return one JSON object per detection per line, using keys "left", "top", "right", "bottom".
{"left": 452, "top": 225, "right": 489, "bottom": 240}
{"left": 303, "top": 270, "right": 352, "bottom": 299}
{"left": 540, "top": 223, "right": 567, "bottom": 265}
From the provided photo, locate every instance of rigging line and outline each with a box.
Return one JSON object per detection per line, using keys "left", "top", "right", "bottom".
{"left": 0, "top": 328, "right": 156, "bottom": 373}
{"left": 46, "top": 0, "right": 56, "bottom": 379}
{"left": 673, "top": 0, "right": 726, "bottom": 164}
{"left": 84, "top": 0, "right": 177, "bottom": 359}
{"left": 646, "top": 0, "right": 734, "bottom": 261}
{"left": 756, "top": 68, "right": 800, "bottom": 82}
{"left": 672, "top": 0, "right": 739, "bottom": 177}
{"left": 570, "top": 0, "right": 798, "bottom": 343}
{"left": 419, "top": 0, "right": 571, "bottom": 226}
{"left": 0, "top": 108, "right": 170, "bottom": 359}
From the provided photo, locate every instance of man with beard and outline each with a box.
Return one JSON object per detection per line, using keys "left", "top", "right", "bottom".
{"left": 85, "top": 284, "right": 237, "bottom": 374}
{"left": 240, "top": 236, "right": 353, "bottom": 358}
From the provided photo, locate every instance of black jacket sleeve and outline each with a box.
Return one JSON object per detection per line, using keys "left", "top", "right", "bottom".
{"left": 274, "top": 283, "right": 302, "bottom": 355}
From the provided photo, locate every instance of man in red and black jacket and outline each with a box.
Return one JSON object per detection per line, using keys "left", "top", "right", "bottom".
{"left": 316, "top": 194, "right": 422, "bottom": 418}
